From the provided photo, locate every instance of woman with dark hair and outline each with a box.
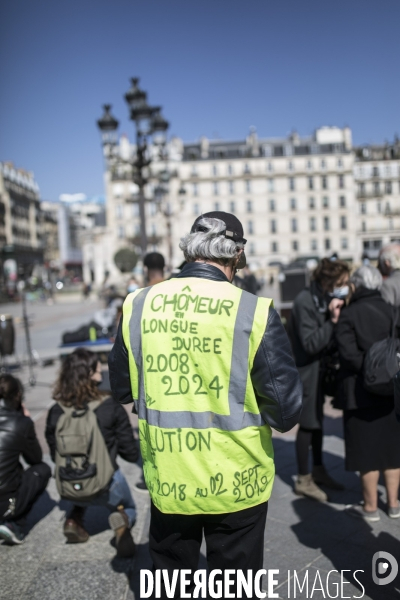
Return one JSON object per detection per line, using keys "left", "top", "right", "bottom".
{"left": 0, "top": 374, "right": 51, "bottom": 544}
{"left": 290, "top": 257, "right": 350, "bottom": 501}
{"left": 336, "top": 265, "right": 400, "bottom": 521}
{"left": 46, "top": 348, "right": 139, "bottom": 557}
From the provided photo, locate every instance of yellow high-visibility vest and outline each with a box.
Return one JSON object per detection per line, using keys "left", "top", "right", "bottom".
{"left": 122, "top": 276, "right": 275, "bottom": 514}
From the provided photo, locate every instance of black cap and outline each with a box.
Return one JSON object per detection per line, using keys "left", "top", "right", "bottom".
{"left": 190, "top": 211, "right": 247, "bottom": 244}
{"left": 143, "top": 252, "right": 165, "bottom": 270}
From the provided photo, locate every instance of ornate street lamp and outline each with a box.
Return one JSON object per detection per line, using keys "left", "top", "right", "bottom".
{"left": 97, "top": 78, "right": 169, "bottom": 257}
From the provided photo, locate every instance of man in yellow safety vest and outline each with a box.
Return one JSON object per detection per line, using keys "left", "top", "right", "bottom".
{"left": 109, "top": 211, "right": 302, "bottom": 598}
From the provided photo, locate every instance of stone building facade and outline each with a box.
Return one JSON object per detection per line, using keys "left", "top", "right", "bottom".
{"left": 0, "top": 162, "right": 44, "bottom": 284}
{"left": 96, "top": 127, "right": 400, "bottom": 283}
{"left": 353, "top": 138, "right": 400, "bottom": 260}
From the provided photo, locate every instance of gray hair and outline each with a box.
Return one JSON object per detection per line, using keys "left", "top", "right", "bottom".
{"left": 379, "top": 243, "right": 400, "bottom": 272}
{"left": 179, "top": 217, "right": 244, "bottom": 264}
{"left": 350, "top": 265, "right": 382, "bottom": 291}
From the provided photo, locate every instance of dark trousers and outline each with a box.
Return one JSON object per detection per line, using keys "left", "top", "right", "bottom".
{"left": 0, "top": 462, "right": 51, "bottom": 523}
{"left": 149, "top": 501, "right": 268, "bottom": 599}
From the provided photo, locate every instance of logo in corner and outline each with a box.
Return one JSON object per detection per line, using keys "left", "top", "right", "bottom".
{"left": 372, "top": 551, "right": 398, "bottom": 586}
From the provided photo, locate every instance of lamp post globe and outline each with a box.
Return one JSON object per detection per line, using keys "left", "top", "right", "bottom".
{"left": 97, "top": 78, "right": 171, "bottom": 260}
{"left": 97, "top": 104, "right": 119, "bottom": 153}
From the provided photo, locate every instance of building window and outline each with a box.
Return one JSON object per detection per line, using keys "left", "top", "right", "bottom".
{"left": 268, "top": 179, "right": 274, "bottom": 193}
{"left": 191, "top": 166, "right": 198, "bottom": 177}
{"left": 131, "top": 204, "right": 139, "bottom": 217}
{"left": 372, "top": 166, "right": 379, "bottom": 177}
{"left": 325, "top": 238, "right": 331, "bottom": 250}
{"left": 385, "top": 202, "right": 391, "bottom": 214}
{"left": 288, "top": 161, "right": 294, "bottom": 171}
{"left": 337, "top": 158, "right": 343, "bottom": 168}
{"left": 338, "top": 175, "right": 345, "bottom": 189}
{"left": 311, "top": 239, "right": 317, "bottom": 251}
{"left": 227, "top": 164, "right": 233, "bottom": 175}
{"left": 358, "top": 182, "right": 365, "bottom": 196}
{"left": 271, "top": 241, "right": 278, "bottom": 253}
{"left": 214, "top": 202, "right": 220, "bottom": 211}
{"left": 377, "top": 201, "right": 381, "bottom": 213}
{"left": 321, "top": 176, "right": 328, "bottom": 190}
{"left": 321, "top": 159, "right": 326, "bottom": 169}
{"left": 116, "top": 205, "right": 123, "bottom": 219}
{"left": 341, "top": 237, "right": 348, "bottom": 250}
{"left": 270, "top": 220, "right": 277, "bottom": 234}
{"left": 309, "top": 217, "right": 316, "bottom": 231}
{"left": 360, "top": 202, "right": 366, "bottom": 214}
{"left": 249, "top": 242, "right": 255, "bottom": 256}
{"left": 340, "top": 215, "right": 347, "bottom": 230}
{"left": 385, "top": 181, "right": 392, "bottom": 194}
{"left": 362, "top": 221, "right": 366, "bottom": 232}
{"left": 213, "top": 182, "right": 219, "bottom": 195}
{"left": 212, "top": 165, "right": 218, "bottom": 176}
{"left": 269, "top": 199, "right": 275, "bottom": 212}
{"left": 228, "top": 180, "right": 234, "bottom": 194}
{"left": 248, "top": 220, "right": 254, "bottom": 235}
{"left": 374, "top": 182, "right": 380, "bottom": 195}
{"left": 246, "top": 200, "right": 252, "bottom": 213}
{"left": 309, "top": 197, "right": 315, "bottom": 209}
{"left": 339, "top": 195, "right": 346, "bottom": 208}
{"left": 307, "top": 160, "right": 313, "bottom": 170}
{"left": 244, "top": 163, "right": 250, "bottom": 174}
{"left": 193, "top": 203, "right": 200, "bottom": 215}
{"left": 245, "top": 180, "right": 251, "bottom": 193}
{"left": 267, "top": 162, "right": 273, "bottom": 172}
{"left": 322, "top": 196, "right": 329, "bottom": 208}
{"left": 149, "top": 202, "right": 157, "bottom": 216}
{"left": 289, "top": 177, "right": 295, "bottom": 191}
{"left": 389, "top": 219, "right": 394, "bottom": 230}
{"left": 323, "top": 216, "right": 330, "bottom": 231}
{"left": 230, "top": 201, "right": 235, "bottom": 212}
{"left": 193, "top": 183, "right": 198, "bottom": 196}
{"left": 292, "top": 240, "right": 298, "bottom": 251}
{"left": 118, "top": 225, "right": 124, "bottom": 239}
{"left": 290, "top": 197, "right": 296, "bottom": 210}
{"left": 291, "top": 218, "right": 297, "bottom": 233}
{"left": 308, "top": 176, "right": 314, "bottom": 190}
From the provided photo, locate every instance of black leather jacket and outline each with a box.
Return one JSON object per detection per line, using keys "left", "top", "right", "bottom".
{"left": 0, "top": 400, "right": 43, "bottom": 497}
{"left": 109, "top": 263, "right": 302, "bottom": 432}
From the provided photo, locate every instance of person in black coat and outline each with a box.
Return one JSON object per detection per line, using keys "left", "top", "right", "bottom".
{"left": 45, "top": 348, "right": 139, "bottom": 557}
{"left": 290, "top": 258, "right": 350, "bottom": 501}
{"left": 335, "top": 265, "right": 400, "bottom": 521}
{"left": 0, "top": 374, "right": 51, "bottom": 545}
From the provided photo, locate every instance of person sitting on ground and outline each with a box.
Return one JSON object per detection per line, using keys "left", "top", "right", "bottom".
{"left": 335, "top": 265, "right": 400, "bottom": 521}
{"left": 378, "top": 242, "right": 400, "bottom": 306}
{"left": 0, "top": 374, "right": 51, "bottom": 545}
{"left": 143, "top": 251, "right": 165, "bottom": 286}
{"left": 45, "top": 348, "right": 139, "bottom": 557}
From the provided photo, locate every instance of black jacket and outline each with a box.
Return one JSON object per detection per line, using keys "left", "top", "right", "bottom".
{"left": 289, "top": 285, "right": 335, "bottom": 429}
{"left": 0, "top": 400, "right": 43, "bottom": 497}
{"left": 335, "top": 287, "right": 400, "bottom": 410}
{"left": 109, "top": 262, "right": 302, "bottom": 433}
{"left": 45, "top": 396, "right": 139, "bottom": 469}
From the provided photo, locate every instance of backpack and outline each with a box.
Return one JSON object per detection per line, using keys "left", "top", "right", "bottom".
{"left": 55, "top": 400, "right": 114, "bottom": 502}
{"left": 363, "top": 308, "right": 400, "bottom": 396}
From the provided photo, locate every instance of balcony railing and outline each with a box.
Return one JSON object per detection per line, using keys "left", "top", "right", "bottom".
{"left": 356, "top": 189, "right": 384, "bottom": 199}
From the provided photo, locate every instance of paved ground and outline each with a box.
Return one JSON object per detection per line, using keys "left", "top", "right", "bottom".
{"left": 1, "top": 296, "right": 399, "bottom": 599}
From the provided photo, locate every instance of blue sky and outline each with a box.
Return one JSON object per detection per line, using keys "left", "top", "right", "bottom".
{"left": 0, "top": 0, "right": 399, "bottom": 201}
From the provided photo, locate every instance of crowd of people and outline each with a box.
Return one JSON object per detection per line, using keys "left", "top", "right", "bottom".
{"left": 290, "top": 242, "right": 400, "bottom": 520}
{"left": 0, "top": 230, "right": 399, "bottom": 575}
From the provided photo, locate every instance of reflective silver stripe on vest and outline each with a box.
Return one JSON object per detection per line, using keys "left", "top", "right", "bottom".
{"left": 129, "top": 287, "right": 152, "bottom": 406}
{"left": 129, "top": 287, "right": 265, "bottom": 431}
